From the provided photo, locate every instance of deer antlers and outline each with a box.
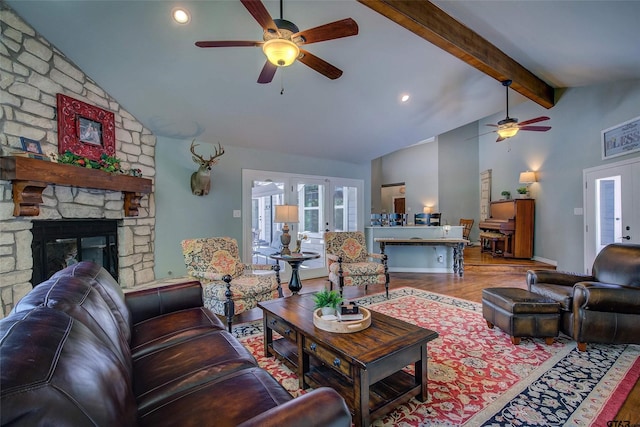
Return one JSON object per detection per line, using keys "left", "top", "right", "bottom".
{"left": 190, "top": 140, "right": 224, "bottom": 167}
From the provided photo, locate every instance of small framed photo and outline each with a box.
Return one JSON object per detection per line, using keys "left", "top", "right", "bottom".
{"left": 78, "top": 117, "right": 103, "bottom": 145}
{"left": 602, "top": 115, "right": 640, "bottom": 160}
{"left": 20, "top": 137, "right": 43, "bottom": 154}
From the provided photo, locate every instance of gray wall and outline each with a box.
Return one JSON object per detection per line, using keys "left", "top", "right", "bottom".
{"left": 479, "top": 79, "right": 640, "bottom": 271}
{"left": 373, "top": 141, "right": 439, "bottom": 217}
{"left": 154, "top": 138, "right": 370, "bottom": 279}
{"left": 438, "top": 122, "right": 480, "bottom": 241}
{"left": 373, "top": 79, "right": 640, "bottom": 272}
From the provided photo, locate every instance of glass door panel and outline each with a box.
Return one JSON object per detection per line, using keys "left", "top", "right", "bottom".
{"left": 294, "top": 179, "right": 327, "bottom": 278}
{"left": 250, "top": 180, "right": 285, "bottom": 264}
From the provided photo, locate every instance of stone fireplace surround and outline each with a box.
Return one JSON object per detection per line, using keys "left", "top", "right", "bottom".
{"left": 0, "top": 5, "right": 157, "bottom": 317}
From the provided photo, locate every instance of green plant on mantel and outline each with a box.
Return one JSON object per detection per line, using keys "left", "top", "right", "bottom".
{"left": 54, "top": 150, "right": 142, "bottom": 177}
{"left": 517, "top": 187, "right": 528, "bottom": 195}
{"left": 501, "top": 190, "right": 511, "bottom": 199}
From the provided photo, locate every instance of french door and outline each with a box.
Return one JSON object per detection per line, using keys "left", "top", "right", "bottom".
{"left": 583, "top": 157, "right": 640, "bottom": 273}
{"left": 243, "top": 170, "right": 363, "bottom": 281}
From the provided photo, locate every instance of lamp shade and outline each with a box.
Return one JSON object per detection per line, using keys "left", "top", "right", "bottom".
{"left": 519, "top": 171, "right": 537, "bottom": 184}
{"left": 262, "top": 39, "right": 299, "bottom": 67}
{"left": 275, "top": 205, "right": 299, "bottom": 223}
{"left": 423, "top": 206, "right": 433, "bottom": 214}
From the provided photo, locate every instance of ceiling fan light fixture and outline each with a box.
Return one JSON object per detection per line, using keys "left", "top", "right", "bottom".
{"left": 263, "top": 39, "right": 299, "bottom": 67}
{"left": 497, "top": 125, "right": 519, "bottom": 139}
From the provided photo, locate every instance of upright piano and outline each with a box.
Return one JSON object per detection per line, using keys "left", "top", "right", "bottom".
{"left": 479, "top": 199, "right": 535, "bottom": 258}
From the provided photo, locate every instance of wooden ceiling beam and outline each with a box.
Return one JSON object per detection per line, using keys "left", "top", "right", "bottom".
{"left": 357, "top": 0, "right": 555, "bottom": 108}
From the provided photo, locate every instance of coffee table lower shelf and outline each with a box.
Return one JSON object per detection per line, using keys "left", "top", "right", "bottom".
{"left": 269, "top": 337, "right": 421, "bottom": 422}
{"left": 305, "top": 364, "right": 420, "bottom": 421}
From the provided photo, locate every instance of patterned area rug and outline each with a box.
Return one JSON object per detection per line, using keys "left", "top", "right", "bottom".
{"left": 234, "top": 288, "right": 640, "bottom": 426}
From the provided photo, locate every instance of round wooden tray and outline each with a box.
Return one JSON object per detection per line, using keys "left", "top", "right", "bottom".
{"left": 313, "top": 307, "right": 371, "bottom": 333}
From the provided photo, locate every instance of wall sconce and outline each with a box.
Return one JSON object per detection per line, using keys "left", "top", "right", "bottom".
{"left": 274, "top": 205, "right": 299, "bottom": 255}
{"left": 423, "top": 206, "right": 433, "bottom": 214}
{"left": 519, "top": 171, "right": 537, "bottom": 198}
{"left": 519, "top": 171, "right": 537, "bottom": 185}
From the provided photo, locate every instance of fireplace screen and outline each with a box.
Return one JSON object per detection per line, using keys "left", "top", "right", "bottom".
{"left": 31, "top": 220, "right": 118, "bottom": 285}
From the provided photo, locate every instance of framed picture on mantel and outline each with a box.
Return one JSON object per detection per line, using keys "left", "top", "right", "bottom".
{"left": 57, "top": 93, "right": 115, "bottom": 161}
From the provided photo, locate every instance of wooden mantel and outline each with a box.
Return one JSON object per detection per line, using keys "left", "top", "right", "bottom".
{"left": 0, "top": 156, "right": 153, "bottom": 217}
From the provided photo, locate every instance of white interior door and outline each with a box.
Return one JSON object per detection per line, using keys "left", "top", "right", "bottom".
{"left": 243, "top": 170, "right": 364, "bottom": 282}
{"left": 584, "top": 157, "right": 640, "bottom": 273}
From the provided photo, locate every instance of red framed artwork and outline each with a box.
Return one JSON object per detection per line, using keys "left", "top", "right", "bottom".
{"left": 56, "top": 93, "right": 115, "bottom": 161}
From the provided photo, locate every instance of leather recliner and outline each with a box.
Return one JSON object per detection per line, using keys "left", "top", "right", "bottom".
{"left": 527, "top": 243, "right": 640, "bottom": 351}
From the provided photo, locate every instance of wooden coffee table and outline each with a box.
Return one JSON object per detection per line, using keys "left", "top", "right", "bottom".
{"left": 258, "top": 295, "right": 439, "bottom": 427}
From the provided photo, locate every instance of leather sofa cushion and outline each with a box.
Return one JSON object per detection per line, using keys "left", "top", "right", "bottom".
{"left": 592, "top": 243, "right": 640, "bottom": 287}
{"left": 52, "top": 261, "right": 133, "bottom": 343}
{"left": 0, "top": 308, "right": 137, "bottom": 426}
{"left": 131, "top": 306, "right": 225, "bottom": 359}
{"left": 134, "top": 330, "right": 258, "bottom": 414}
{"left": 528, "top": 283, "right": 573, "bottom": 311}
{"left": 11, "top": 275, "right": 132, "bottom": 374}
{"left": 138, "top": 367, "right": 294, "bottom": 427}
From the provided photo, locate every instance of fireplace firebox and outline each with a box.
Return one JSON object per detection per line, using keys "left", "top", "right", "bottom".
{"left": 31, "top": 220, "right": 118, "bottom": 285}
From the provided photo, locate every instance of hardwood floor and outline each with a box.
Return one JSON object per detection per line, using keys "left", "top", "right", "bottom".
{"left": 236, "top": 246, "right": 639, "bottom": 424}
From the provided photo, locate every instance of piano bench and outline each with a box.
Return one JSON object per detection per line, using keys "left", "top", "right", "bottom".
{"left": 479, "top": 231, "right": 509, "bottom": 257}
{"left": 482, "top": 288, "right": 560, "bottom": 346}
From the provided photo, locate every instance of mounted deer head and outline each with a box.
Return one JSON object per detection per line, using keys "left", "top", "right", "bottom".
{"left": 190, "top": 140, "right": 224, "bottom": 196}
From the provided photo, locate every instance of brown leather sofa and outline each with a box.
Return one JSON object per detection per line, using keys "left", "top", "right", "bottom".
{"left": 0, "top": 261, "right": 351, "bottom": 426}
{"left": 527, "top": 243, "right": 640, "bottom": 351}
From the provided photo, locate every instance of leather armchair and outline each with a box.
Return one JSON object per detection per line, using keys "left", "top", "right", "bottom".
{"left": 527, "top": 243, "right": 640, "bottom": 351}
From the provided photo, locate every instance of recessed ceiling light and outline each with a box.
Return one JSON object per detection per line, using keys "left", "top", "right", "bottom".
{"left": 401, "top": 94, "right": 410, "bottom": 103}
{"left": 172, "top": 8, "right": 190, "bottom": 24}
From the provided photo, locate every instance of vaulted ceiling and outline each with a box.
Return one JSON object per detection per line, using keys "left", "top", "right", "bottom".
{"left": 7, "top": 1, "right": 640, "bottom": 163}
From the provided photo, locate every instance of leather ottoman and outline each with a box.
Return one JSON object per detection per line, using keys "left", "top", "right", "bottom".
{"left": 482, "top": 287, "right": 560, "bottom": 345}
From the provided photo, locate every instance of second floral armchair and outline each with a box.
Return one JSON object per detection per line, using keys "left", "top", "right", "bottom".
{"left": 324, "top": 231, "right": 389, "bottom": 298}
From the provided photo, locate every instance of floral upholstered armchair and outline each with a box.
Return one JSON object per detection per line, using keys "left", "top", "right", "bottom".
{"left": 324, "top": 231, "right": 389, "bottom": 298}
{"left": 181, "top": 237, "right": 281, "bottom": 331}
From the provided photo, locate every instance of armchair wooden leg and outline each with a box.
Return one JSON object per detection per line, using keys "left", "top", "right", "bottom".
{"left": 222, "top": 275, "right": 234, "bottom": 333}
{"left": 338, "top": 258, "right": 345, "bottom": 298}
{"left": 383, "top": 254, "right": 389, "bottom": 299}
{"left": 577, "top": 342, "right": 587, "bottom": 352}
{"left": 272, "top": 264, "right": 282, "bottom": 298}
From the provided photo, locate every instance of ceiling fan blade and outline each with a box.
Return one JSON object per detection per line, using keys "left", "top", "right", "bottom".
{"left": 496, "top": 135, "right": 506, "bottom": 142}
{"left": 257, "top": 60, "right": 277, "bottom": 84}
{"left": 519, "top": 126, "right": 552, "bottom": 132}
{"left": 297, "top": 49, "right": 343, "bottom": 80}
{"left": 240, "top": 0, "right": 280, "bottom": 36}
{"left": 292, "top": 18, "right": 359, "bottom": 45}
{"left": 518, "top": 116, "right": 550, "bottom": 126}
{"left": 195, "top": 40, "right": 263, "bottom": 48}
{"left": 485, "top": 124, "right": 498, "bottom": 127}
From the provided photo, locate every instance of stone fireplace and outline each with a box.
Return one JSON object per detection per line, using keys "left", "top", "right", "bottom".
{"left": 0, "top": 5, "right": 157, "bottom": 317}
{"left": 31, "top": 219, "right": 119, "bottom": 284}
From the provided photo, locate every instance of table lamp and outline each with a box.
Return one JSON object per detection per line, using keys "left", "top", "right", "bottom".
{"left": 275, "top": 205, "right": 299, "bottom": 255}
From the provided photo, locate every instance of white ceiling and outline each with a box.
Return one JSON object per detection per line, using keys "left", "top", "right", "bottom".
{"left": 7, "top": 1, "right": 640, "bottom": 164}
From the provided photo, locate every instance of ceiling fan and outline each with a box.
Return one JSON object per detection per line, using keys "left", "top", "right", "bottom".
{"left": 486, "top": 80, "right": 552, "bottom": 142}
{"left": 195, "top": 0, "right": 358, "bottom": 84}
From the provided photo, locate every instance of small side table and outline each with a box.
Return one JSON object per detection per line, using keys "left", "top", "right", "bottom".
{"left": 269, "top": 251, "right": 320, "bottom": 295}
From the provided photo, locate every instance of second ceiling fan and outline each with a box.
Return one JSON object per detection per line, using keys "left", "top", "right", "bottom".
{"left": 487, "top": 80, "right": 552, "bottom": 142}
{"left": 195, "top": 0, "right": 358, "bottom": 84}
